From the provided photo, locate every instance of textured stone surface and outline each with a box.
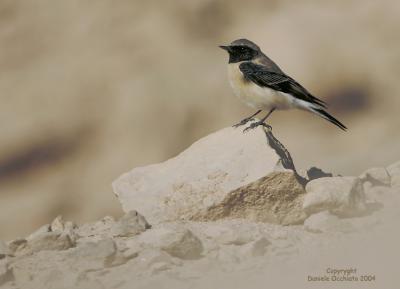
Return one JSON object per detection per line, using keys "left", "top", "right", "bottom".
{"left": 0, "top": 259, "right": 13, "bottom": 286}
{"left": 387, "top": 161, "right": 400, "bottom": 189}
{"left": 2, "top": 186, "right": 399, "bottom": 289}
{"left": 75, "top": 216, "right": 115, "bottom": 242}
{"left": 359, "top": 167, "right": 391, "bottom": 186}
{"left": 133, "top": 226, "right": 203, "bottom": 260}
{"left": 303, "top": 177, "right": 366, "bottom": 217}
{"left": 194, "top": 172, "right": 307, "bottom": 225}
{"left": 26, "top": 224, "right": 50, "bottom": 241}
{"left": 64, "top": 239, "right": 117, "bottom": 270}
{"left": 2, "top": 116, "right": 400, "bottom": 289}
{"left": 239, "top": 237, "right": 271, "bottom": 258}
{"left": 304, "top": 211, "right": 354, "bottom": 233}
{"left": 112, "top": 126, "right": 284, "bottom": 224}
{"left": 111, "top": 210, "right": 151, "bottom": 237}
{"left": 18, "top": 231, "right": 74, "bottom": 256}
{"left": 7, "top": 239, "right": 27, "bottom": 255}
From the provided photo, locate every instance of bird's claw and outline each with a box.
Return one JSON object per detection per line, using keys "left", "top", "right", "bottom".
{"left": 263, "top": 123, "right": 272, "bottom": 131}
{"left": 243, "top": 122, "right": 272, "bottom": 133}
{"left": 232, "top": 118, "right": 254, "bottom": 128}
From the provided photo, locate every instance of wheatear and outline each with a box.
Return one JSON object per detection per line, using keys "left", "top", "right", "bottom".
{"left": 220, "top": 39, "right": 347, "bottom": 131}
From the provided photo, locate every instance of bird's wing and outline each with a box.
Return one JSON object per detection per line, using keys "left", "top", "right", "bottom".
{"left": 239, "top": 62, "right": 326, "bottom": 108}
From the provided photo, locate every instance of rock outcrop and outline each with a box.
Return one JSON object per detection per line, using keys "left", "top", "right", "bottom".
{"left": 303, "top": 176, "right": 366, "bottom": 217}
{"left": 113, "top": 125, "right": 304, "bottom": 225}
{"left": 194, "top": 171, "right": 306, "bottom": 225}
{"left": 1, "top": 123, "right": 399, "bottom": 289}
{"left": 387, "top": 160, "right": 400, "bottom": 188}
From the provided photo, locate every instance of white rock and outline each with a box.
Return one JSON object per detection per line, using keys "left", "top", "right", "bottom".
{"left": 122, "top": 244, "right": 141, "bottom": 260}
{"left": 135, "top": 249, "right": 182, "bottom": 274}
{"left": 303, "top": 177, "right": 366, "bottom": 217}
{"left": 11, "top": 250, "right": 75, "bottom": 289}
{"left": 239, "top": 237, "right": 271, "bottom": 258}
{"left": 15, "top": 218, "right": 76, "bottom": 256}
{"left": 211, "top": 245, "right": 240, "bottom": 263}
{"left": 26, "top": 224, "right": 50, "bottom": 241}
{"left": 11, "top": 239, "right": 117, "bottom": 289}
{"left": 7, "top": 239, "right": 27, "bottom": 254}
{"left": 359, "top": 167, "right": 391, "bottom": 186}
{"left": 364, "top": 185, "right": 389, "bottom": 201}
{"left": 75, "top": 216, "right": 115, "bottom": 242}
{"left": 50, "top": 216, "right": 65, "bottom": 232}
{"left": 0, "top": 258, "right": 13, "bottom": 285}
{"left": 387, "top": 161, "right": 400, "bottom": 189}
{"left": 201, "top": 225, "right": 254, "bottom": 246}
{"left": 387, "top": 160, "right": 400, "bottom": 176}
{"left": 112, "top": 125, "right": 283, "bottom": 224}
{"left": 304, "top": 211, "right": 354, "bottom": 233}
{"left": 19, "top": 231, "right": 75, "bottom": 256}
{"left": 65, "top": 239, "right": 116, "bottom": 270}
{"left": 110, "top": 210, "right": 151, "bottom": 237}
{"left": 134, "top": 226, "right": 203, "bottom": 260}
{"left": 50, "top": 216, "right": 78, "bottom": 244}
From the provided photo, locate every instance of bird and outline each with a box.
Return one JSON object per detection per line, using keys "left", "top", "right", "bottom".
{"left": 219, "top": 38, "right": 347, "bottom": 132}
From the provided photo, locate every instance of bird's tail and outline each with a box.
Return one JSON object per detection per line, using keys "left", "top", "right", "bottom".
{"left": 310, "top": 107, "right": 347, "bottom": 131}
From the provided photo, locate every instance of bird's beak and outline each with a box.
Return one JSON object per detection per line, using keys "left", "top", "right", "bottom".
{"left": 219, "top": 45, "right": 231, "bottom": 52}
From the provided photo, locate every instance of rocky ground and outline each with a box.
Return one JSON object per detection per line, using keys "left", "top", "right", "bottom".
{"left": 1, "top": 125, "right": 399, "bottom": 289}
{"left": 2, "top": 0, "right": 400, "bottom": 241}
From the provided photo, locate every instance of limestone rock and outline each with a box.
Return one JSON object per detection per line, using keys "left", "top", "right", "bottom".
{"left": 359, "top": 167, "right": 391, "bottom": 186}
{"left": 11, "top": 250, "right": 74, "bottom": 289}
{"left": 0, "top": 258, "right": 13, "bottom": 286}
{"left": 387, "top": 160, "right": 400, "bottom": 176}
{"left": 364, "top": 185, "right": 398, "bottom": 205}
{"left": 50, "top": 216, "right": 76, "bottom": 233}
{"left": 113, "top": 126, "right": 288, "bottom": 224}
{"left": 133, "top": 226, "right": 203, "bottom": 260}
{"left": 26, "top": 224, "right": 51, "bottom": 241}
{"left": 111, "top": 210, "right": 151, "bottom": 237}
{"left": 239, "top": 237, "right": 271, "bottom": 258}
{"left": 201, "top": 225, "right": 255, "bottom": 246}
{"left": 303, "top": 177, "right": 366, "bottom": 217}
{"left": 19, "top": 231, "right": 75, "bottom": 256}
{"left": 75, "top": 216, "right": 115, "bottom": 242}
{"left": 195, "top": 172, "right": 307, "bottom": 225}
{"left": 11, "top": 239, "right": 118, "bottom": 289}
{"left": 304, "top": 211, "right": 354, "bottom": 233}
{"left": 387, "top": 161, "right": 400, "bottom": 189}
{"left": 50, "top": 216, "right": 65, "bottom": 232}
{"left": 19, "top": 217, "right": 77, "bottom": 256}
{"left": 135, "top": 249, "right": 182, "bottom": 273}
{"left": 7, "top": 239, "right": 27, "bottom": 255}
{"left": 65, "top": 239, "right": 117, "bottom": 270}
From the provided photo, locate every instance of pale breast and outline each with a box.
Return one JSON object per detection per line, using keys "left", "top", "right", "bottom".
{"left": 227, "top": 63, "right": 295, "bottom": 110}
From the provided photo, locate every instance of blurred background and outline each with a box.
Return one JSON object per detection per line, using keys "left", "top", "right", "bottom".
{"left": 1, "top": 0, "right": 399, "bottom": 240}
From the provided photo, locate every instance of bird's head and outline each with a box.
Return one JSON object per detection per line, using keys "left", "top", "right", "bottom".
{"left": 219, "top": 39, "right": 260, "bottom": 63}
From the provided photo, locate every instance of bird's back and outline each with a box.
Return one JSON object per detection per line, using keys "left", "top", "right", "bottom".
{"left": 254, "top": 53, "right": 284, "bottom": 74}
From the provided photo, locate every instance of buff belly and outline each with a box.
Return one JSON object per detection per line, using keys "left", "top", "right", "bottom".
{"left": 228, "top": 63, "right": 296, "bottom": 111}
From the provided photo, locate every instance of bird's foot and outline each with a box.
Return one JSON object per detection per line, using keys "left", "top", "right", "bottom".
{"left": 243, "top": 121, "right": 272, "bottom": 133}
{"left": 232, "top": 117, "right": 254, "bottom": 128}
{"left": 263, "top": 123, "right": 272, "bottom": 132}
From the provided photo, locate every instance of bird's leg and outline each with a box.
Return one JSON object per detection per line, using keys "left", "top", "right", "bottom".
{"left": 232, "top": 110, "right": 262, "bottom": 128}
{"left": 243, "top": 108, "right": 275, "bottom": 132}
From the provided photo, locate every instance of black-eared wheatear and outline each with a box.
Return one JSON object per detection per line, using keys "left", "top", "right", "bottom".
{"left": 219, "top": 39, "right": 347, "bottom": 131}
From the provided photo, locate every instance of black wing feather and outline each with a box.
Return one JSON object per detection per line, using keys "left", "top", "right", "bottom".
{"left": 239, "top": 62, "right": 326, "bottom": 108}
